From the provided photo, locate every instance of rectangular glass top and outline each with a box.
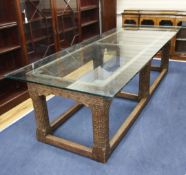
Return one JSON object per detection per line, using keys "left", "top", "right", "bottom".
{"left": 6, "top": 27, "right": 179, "bottom": 98}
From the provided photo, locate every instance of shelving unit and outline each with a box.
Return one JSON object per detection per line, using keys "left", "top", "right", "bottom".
{"left": 0, "top": 0, "right": 29, "bottom": 115}
{"left": 0, "top": 0, "right": 116, "bottom": 114}
{"left": 101, "top": 0, "right": 116, "bottom": 32}
{"left": 122, "top": 10, "right": 186, "bottom": 60}
{"left": 21, "top": 0, "right": 56, "bottom": 63}
{"left": 78, "top": 0, "right": 100, "bottom": 40}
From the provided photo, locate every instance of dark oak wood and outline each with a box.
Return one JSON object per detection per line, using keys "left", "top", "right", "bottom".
{"left": 101, "top": 0, "right": 116, "bottom": 32}
{"left": 139, "top": 62, "right": 151, "bottom": 100}
{"left": 110, "top": 97, "right": 147, "bottom": 152}
{"left": 116, "top": 92, "right": 139, "bottom": 101}
{"left": 78, "top": 0, "right": 100, "bottom": 41}
{"left": 1, "top": 0, "right": 102, "bottom": 114}
{"left": 45, "top": 135, "right": 93, "bottom": 158}
{"left": 0, "top": 0, "right": 29, "bottom": 114}
{"left": 51, "top": 103, "right": 84, "bottom": 131}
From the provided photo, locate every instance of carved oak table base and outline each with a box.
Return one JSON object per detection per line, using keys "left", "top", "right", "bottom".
{"left": 28, "top": 42, "right": 170, "bottom": 163}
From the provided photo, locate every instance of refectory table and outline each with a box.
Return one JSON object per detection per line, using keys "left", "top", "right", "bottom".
{"left": 6, "top": 27, "right": 179, "bottom": 163}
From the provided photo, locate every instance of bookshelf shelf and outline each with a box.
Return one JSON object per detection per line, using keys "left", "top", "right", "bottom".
{"left": 0, "top": 45, "right": 21, "bottom": 55}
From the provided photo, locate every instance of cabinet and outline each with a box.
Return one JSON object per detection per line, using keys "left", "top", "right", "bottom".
{"left": 101, "top": 0, "right": 116, "bottom": 32}
{"left": 0, "top": 0, "right": 28, "bottom": 114}
{"left": 122, "top": 10, "right": 186, "bottom": 60}
{"left": 0, "top": 0, "right": 101, "bottom": 114}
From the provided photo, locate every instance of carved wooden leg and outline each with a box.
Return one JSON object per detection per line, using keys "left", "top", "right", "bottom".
{"left": 161, "top": 41, "right": 171, "bottom": 70}
{"left": 91, "top": 98, "right": 111, "bottom": 163}
{"left": 28, "top": 84, "right": 51, "bottom": 142}
{"left": 138, "top": 61, "right": 151, "bottom": 100}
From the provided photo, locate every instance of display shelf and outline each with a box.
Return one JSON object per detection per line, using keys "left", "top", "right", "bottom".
{"left": 22, "top": 0, "right": 56, "bottom": 63}
{"left": 175, "top": 40, "right": 186, "bottom": 52}
{"left": 80, "top": 5, "right": 98, "bottom": 11}
{"left": 28, "top": 50, "right": 55, "bottom": 63}
{"left": 0, "top": 28, "right": 20, "bottom": 53}
{"left": 0, "top": 0, "right": 29, "bottom": 113}
{"left": 28, "top": 42, "right": 55, "bottom": 63}
{"left": 0, "top": 22, "right": 17, "bottom": 30}
{"left": 59, "top": 31, "right": 78, "bottom": 48}
{"left": 0, "top": 83, "right": 28, "bottom": 115}
{"left": 82, "top": 32, "right": 99, "bottom": 40}
{"left": 26, "top": 35, "right": 48, "bottom": 44}
{"left": 81, "top": 20, "right": 99, "bottom": 27}
{"left": 79, "top": 0, "right": 98, "bottom": 7}
{"left": 175, "top": 51, "right": 186, "bottom": 54}
{"left": 0, "top": 45, "right": 21, "bottom": 55}
{"left": 23, "top": 15, "right": 52, "bottom": 24}
{"left": 159, "top": 20, "right": 173, "bottom": 26}
{"left": 176, "top": 28, "right": 186, "bottom": 38}
{"left": 122, "top": 10, "right": 186, "bottom": 60}
{"left": 0, "top": 51, "right": 22, "bottom": 79}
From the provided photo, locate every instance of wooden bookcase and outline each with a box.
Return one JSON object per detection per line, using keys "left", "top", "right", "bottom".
{"left": 78, "top": 0, "right": 100, "bottom": 40}
{"left": 53, "top": 0, "right": 80, "bottom": 50}
{"left": 0, "top": 0, "right": 29, "bottom": 115}
{"left": 0, "top": 0, "right": 116, "bottom": 114}
{"left": 122, "top": 10, "right": 186, "bottom": 60}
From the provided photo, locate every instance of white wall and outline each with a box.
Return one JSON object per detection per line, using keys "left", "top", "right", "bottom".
{"left": 117, "top": 0, "right": 186, "bottom": 14}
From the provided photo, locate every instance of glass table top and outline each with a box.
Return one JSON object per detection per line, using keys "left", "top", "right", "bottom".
{"left": 6, "top": 27, "right": 179, "bottom": 98}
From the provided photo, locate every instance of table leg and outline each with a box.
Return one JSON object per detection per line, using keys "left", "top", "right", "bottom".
{"left": 91, "top": 98, "right": 111, "bottom": 163}
{"left": 28, "top": 86, "right": 51, "bottom": 142}
{"left": 161, "top": 41, "right": 171, "bottom": 70}
{"left": 138, "top": 61, "right": 151, "bottom": 100}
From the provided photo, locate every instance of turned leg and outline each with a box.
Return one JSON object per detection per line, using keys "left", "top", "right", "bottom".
{"left": 138, "top": 61, "right": 151, "bottom": 100}
{"left": 161, "top": 41, "right": 171, "bottom": 70}
{"left": 28, "top": 84, "right": 51, "bottom": 141}
{"left": 91, "top": 98, "right": 111, "bottom": 163}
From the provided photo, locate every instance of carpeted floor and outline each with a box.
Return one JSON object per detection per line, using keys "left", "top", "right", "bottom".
{"left": 0, "top": 61, "right": 186, "bottom": 175}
